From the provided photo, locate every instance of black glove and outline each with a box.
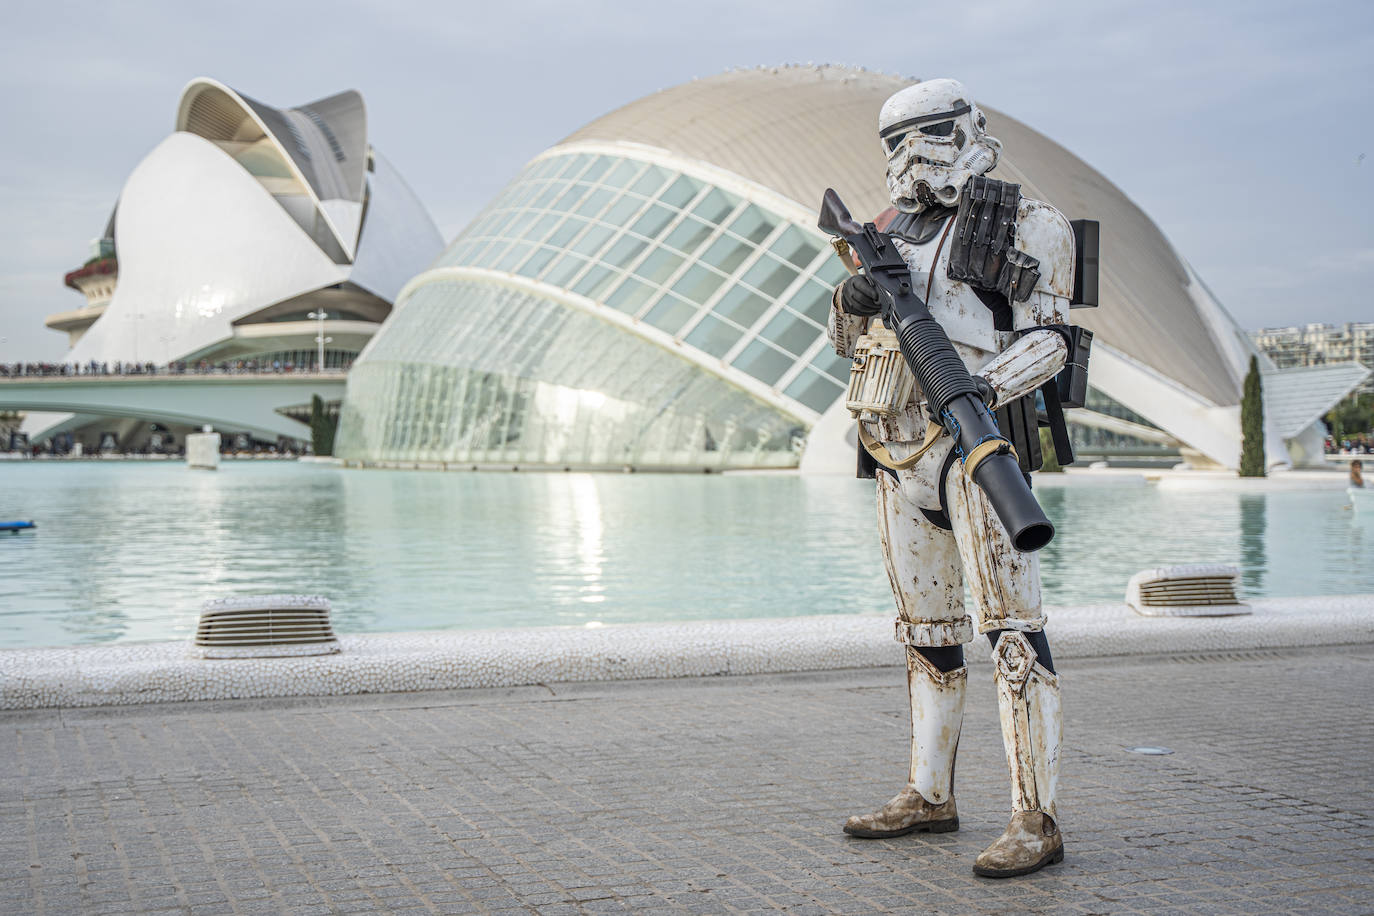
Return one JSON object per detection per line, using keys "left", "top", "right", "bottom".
{"left": 972, "top": 375, "right": 997, "bottom": 409}
{"left": 838, "top": 274, "right": 882, "bottom": 317}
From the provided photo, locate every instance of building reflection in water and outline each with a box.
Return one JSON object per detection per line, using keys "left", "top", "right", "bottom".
{"left": 1238, "top": 493, "right": 1266, "bottom": 596}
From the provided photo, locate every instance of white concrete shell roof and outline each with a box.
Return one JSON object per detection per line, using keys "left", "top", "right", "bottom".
{"left": 65, "top": 79, "right": 443, "bottom": 369}
{"left": 561, "top": 64, "right": 1242, "bottom": 409}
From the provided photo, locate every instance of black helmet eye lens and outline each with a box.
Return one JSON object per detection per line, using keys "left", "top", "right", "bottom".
{"left": 919, "top": 120, "right": 955, "bottom": 138}
{"left": 885, "top": 131, "right": 909, "bottom": 153}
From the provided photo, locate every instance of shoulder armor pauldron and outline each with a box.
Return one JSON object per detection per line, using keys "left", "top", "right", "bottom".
{"left": 885, "top": 206, "right": 956, "bottom": 245}
{"left": 947, "top": 176, "right": 1041, "bottom": 303}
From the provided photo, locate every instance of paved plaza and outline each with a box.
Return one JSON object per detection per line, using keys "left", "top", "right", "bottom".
{"left": 2, "top": 645, "right": 1372, "bottom": 914}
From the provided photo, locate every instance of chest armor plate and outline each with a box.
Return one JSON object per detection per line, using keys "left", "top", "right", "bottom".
{"left": 894, "top": 234, "right": 1007, "bottom": 364}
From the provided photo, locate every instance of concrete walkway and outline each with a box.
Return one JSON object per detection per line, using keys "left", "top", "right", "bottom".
{"left": 2, "top": 645, "right": 1371, "bottom": 914}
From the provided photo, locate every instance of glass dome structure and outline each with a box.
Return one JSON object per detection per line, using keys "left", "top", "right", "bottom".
{"left": 338, "top": 145, "right": 853, "bottom": 469}
{"left": 336, "top": 65, "right": 1363, "bottom": 472}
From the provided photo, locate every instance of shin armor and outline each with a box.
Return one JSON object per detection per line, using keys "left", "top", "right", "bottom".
{"left": 906, "top": 648, "right": 966, "bottom": 805}
{"left": 975, "top": 630, "right": 1064, "bottom": 877}
{"left": 991, "top": 631, "right": 1060, "bottom": 818}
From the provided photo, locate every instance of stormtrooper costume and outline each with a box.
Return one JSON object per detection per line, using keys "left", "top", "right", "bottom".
{"left": 829, "top": 79, "right": 1073, "bottom": 878}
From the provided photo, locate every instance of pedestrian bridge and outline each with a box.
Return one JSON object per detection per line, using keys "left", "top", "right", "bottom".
{"left": 0, "top": 372, "right": 347, "bottom": 441}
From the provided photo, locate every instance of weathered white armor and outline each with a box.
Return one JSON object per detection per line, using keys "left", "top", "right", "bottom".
{"left": 835, "top": 79, "right": 1071, "bottom": 878}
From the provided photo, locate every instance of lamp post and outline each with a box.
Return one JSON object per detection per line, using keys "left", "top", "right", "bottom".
{"left": 306, "top": 310, "right": 331, "bottom": 371}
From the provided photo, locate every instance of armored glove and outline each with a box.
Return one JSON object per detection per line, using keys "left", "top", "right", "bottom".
{"left": 839, "top": 275, "right": 882, "bottom": 317}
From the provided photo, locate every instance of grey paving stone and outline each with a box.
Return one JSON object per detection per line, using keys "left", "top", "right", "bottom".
{"left": 3, "top": 645, "right": 1373, "bottom": 915}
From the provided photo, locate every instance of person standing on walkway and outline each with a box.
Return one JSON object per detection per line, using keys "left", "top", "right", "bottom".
{"left": 828, "top": 78, "right": 1075, "bottom": 878}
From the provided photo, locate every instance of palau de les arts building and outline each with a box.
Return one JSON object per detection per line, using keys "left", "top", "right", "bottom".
{"left": 37, "top": 67, "right": 1369, "bottom": 470}
{"left": 28, "top": 78, "right": 442, "bottom": 447}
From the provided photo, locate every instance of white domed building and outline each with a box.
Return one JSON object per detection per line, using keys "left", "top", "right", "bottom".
{"left": 28, "top": 78, "right": 443, "bottom": 447}
{"left": 332, "top": 65, "right": 1364, "bottom": 471}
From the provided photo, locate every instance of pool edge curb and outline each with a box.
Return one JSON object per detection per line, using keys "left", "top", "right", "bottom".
{"left": 3, "top": 595, "right": 1372, "bottom": 710}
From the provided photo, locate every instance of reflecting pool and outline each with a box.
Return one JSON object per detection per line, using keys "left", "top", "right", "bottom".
{"left": 1, "top": 462, "right": 1370, "bottom": 648}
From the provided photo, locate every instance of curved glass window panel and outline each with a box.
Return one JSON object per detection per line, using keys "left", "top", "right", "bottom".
{"left": 602, "top": 195, "right": 643, "bottom": 228}
{"left": 644, "top": 296, "right": 697, "bottom": 336}
{"left": 685, "top": 314, "right": 743, "bottom": 358}
{"left": 574, "top": 187, "right": 614, "bottom": 218}
{"left": 671, "top": 264, "right": 727, "bottom": 305}
{"left": 604, "top": 234, "right": 648, "bottom": 266}
{"left": 572, "top": 224, "right": 616, "bottom": 257}
{"left": 492, "top": 241, "right": 534, "bottom": 273}
{"left": 784, "top": 368, "right": 844, "bottom": 413}
{"left": 712, "top": 286, "right": 770, "bottom": 327}
{"left": 446, "top": 239, "right": 478, "bottom": 263}
{"left": 516, "top": 246, "right": 557, "bottom": 279}
{"left": 544, "top": 252, "right": 589, "bottom": 287}
{"left": 771, "top": 226, "right": 823, "bottom": 270}
{"left": 499, "top": 209, "right": 545, "bottom": 240}
{"left": 790, "top": 281, "right": 833, "bottom": 325}
{"left": 465, "top": 239, "right": 498, "bottom": 265}
{"left": 605, "top": 276, "right": 655, "bottom": 313}
{"left": 553, "top": 154, "right": 589, "bottom": 179}
{"left": 336, "top": 278, "right": 803, "bottom": 469}
{"left": 741, "top": 255, "right": 797, "bottom": 298}
{"left": 761, "top": 310, "right": 820, "bottom": 357}
{"left": 693, "top": 188, "right": 738, "bottom": 224}
{"left": 581, "top": 155, "right": 612, "bottom": 183}
{"left": 602, "top": 158, "right": 643, "bottom": 189}
{"left": 732, "top": 339, "right": 794, "bottom": 386}
{"left": 631, "top": 164, "right": 670, "bottom": 196}
{"left": 815, "top": 257, "right": 849, "bottom": 287}
{"left": 547, "top": 215, "right": 589, "bottom": 249}
{"left": 810, "top": 347, "right": 851, "bottom": 384}
{"left": 525, "top": 212, "right": 562, "bottom": 243}
{"left": 726, "top": 205, "right": 773, "bottom": 244}
{"left": 483, "top": 210, "right": 513, "bottom": 235}
{"left": 551, "top": 183, "right": 588, "bottom": 211}
{"left": 530, "top": 182, "right": 565, "bottom": 209}
{"left": 660, "top": 175, "right": 702, "bottom": 209}
{"left": 633, "top": 247, "right": 684, "bottom": 285}
{"left": 573, "top": 264, "right": 618, "bottom": 299}
{"left": 664, "top": 217, "right": 712, "bottom": 256}
{"left": 701, "top": 235, "right": 752, "bottom": 275}
{"left": 631, "top": 203, "right": 675, "bottom": 239}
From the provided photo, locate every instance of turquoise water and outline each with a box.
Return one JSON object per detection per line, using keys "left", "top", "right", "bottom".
{"left": 1, "top": 462, "right": 1371, "bottom": 648}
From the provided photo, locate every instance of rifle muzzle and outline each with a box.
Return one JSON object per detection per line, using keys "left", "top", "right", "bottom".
{"left": 968, "top": 452, "right": 1056, "bottom": 552}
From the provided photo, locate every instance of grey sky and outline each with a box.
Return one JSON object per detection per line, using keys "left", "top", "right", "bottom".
{"left": 1, "top": 0, "right": 1370, "bottom": 361}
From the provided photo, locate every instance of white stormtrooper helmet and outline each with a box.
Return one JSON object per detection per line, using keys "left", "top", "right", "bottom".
{"left": 880, "top": 78, "right": 1002, "bottom": 212}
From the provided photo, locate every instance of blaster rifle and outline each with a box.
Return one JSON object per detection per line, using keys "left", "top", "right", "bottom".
{"left": 818, "top": 188, "right": 1054, "bottom": 552}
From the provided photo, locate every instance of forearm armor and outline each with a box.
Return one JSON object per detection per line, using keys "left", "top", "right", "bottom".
{"left": 976, "top": 327, "right": 1068, "bottom": 408}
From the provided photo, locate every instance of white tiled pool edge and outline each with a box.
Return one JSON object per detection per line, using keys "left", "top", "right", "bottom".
{"left": 3, "top": 596, "right": 1371, "bottom": 710}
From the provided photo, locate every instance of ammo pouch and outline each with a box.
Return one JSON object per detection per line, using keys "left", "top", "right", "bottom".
{"left": 1006, "top": 324, "right": 1094, "bottom": 470}
{"left": 947, "top": 176, "right": 1041, "bottom": 303}
{"left": 844, "top": 317, "right": 915, "bottom": 420}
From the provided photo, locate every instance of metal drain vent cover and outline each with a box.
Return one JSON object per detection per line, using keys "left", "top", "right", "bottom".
{"left": 195, "top": 594, "right": 340, "bottom": 658}
{"left": 1126, "top": 564, "right": 1251, "bottom": 617}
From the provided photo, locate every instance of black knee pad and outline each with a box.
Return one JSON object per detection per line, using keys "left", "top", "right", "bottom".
{"left": 986, "top": 629, "right": 1055, "bottom": 674}
{"left": 913, "top": 644, "right": 965, "bottom": 672}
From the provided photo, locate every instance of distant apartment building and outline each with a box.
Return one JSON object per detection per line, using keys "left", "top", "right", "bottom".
{"left": 1250, "top": 323, "right": 1374, "bottom": 393}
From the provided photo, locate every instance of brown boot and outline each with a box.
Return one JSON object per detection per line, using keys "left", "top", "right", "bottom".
{"left": 843, "top": 786, "right": 959, "bottom": 838}
{"left": 973, "top": 810, "right": 1063, "bottom": 877}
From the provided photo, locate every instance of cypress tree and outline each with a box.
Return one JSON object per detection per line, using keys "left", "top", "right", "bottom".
{"left": 1239, "top": 355, "right": 1265, "bottom": 477}
{"left": 309, "top": 394, "right": 336, "bottom": 457}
